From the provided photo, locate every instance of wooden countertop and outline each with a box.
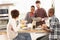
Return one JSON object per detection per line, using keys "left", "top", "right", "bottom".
{"left": 0, "top": 31, "right": 7, "bottom": 35}
{"left": 0, "top": 29, "right": 48, "bottom": 35}
{"left": 18, "top": 29, "right": 48, "bottom": 33}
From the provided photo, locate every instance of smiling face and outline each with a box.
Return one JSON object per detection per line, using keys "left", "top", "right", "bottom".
{"left": 35, "top": 1, "right": 41, "bottom": 9}
{"left": 48, "top": 8, "right": 54, "bottom": 17}
{"left": 31, "top": 6, "right": 35, "bottom": 13}
{"left": 36, "top": 3, "right": 40, "bottom": 9}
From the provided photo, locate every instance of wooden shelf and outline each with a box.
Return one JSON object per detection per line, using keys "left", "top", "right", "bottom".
{"left": 0, "top": 3, "right": 14, "bottom": 6}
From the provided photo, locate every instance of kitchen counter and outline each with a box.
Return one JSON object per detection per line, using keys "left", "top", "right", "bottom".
{"left": 0, "top": 29, "right": 48, "bottom": 40}
{"left": 0, "top": 29, "right": 47, "bottom": 35}
{"left": 0, "top": 30, "right": 7, "bottom": 35}
{"left": 18, "top": 29, "right": 48, "bottom": 33}
{"left": 18, "top": 29, "right": 48, "bottom": 40}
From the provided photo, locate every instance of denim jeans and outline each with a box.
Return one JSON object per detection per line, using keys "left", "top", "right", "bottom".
{"left": 13, "top": 33, "right": 31, "bottom": 40}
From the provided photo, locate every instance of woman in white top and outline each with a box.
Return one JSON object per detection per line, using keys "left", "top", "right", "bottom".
{"left": 7, "top": 9, "right": 31, "bottom": 40}
{"left": 7, "top": 9, "right": 20, "bottom": 40}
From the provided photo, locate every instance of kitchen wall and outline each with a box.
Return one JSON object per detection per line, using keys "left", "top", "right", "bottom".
{"left": 0, "top": 0, "right": 60, "bottom": 21}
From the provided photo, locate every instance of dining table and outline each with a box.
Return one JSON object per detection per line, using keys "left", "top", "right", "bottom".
{"left": 18, "top": 28, "right": 48, "bottom": 40}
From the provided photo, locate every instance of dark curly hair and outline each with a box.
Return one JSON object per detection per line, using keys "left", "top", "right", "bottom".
{"left": 11, "top": 9, "right": 19, "bottom": 18}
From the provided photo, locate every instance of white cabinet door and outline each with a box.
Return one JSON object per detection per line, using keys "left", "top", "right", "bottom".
{"left": 0, "top": 35, "right": 8, "bottom": 40}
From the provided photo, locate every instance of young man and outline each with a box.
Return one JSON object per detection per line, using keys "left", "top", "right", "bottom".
{"left": 25, "top": 5, "right": 35, "bottom": 24}
{"left": 36, "top": 8, "right": 60, "bottom": 40}
{"left": 48, "top": 8, "right": 60, "bottom": 40}
{"left": 41, "top": 8, "right": 60, "bottom": 40}
{"left": 35, "top": 0, "right": 47, "bottom": 26}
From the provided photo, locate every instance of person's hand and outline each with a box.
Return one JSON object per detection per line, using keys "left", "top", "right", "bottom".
{"left": 37, "top": 25, "right": 41, "bottom": 28}
{"left": 20, "top": 20, "right": 27, "bottom": 24}
{"left": 42, "top": 24, "right": 52, "bottom": 32}
{"left": 37, "top": 17, "right": 42, "bottom": 21}
{"left": 42, "top": 24, "right": 48, "bottom": 29}
{"left": 9, "top": 25, "right": 14, "bottom": 31}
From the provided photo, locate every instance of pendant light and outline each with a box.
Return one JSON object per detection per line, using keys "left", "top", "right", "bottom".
{"left": 51, "top": 0, "right": 55, "bottom": 9}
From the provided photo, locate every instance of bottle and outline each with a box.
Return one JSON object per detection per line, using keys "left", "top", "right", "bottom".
{"left": 32, "top": 20, "right": 36, "bottom": 29}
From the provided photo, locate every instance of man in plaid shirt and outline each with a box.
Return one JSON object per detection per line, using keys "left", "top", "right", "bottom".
{"left": 48, "top": 8, "right": 60, "bottom": 40}
{"left": 36, "top": 8, "right": 60, "bottom": 40}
